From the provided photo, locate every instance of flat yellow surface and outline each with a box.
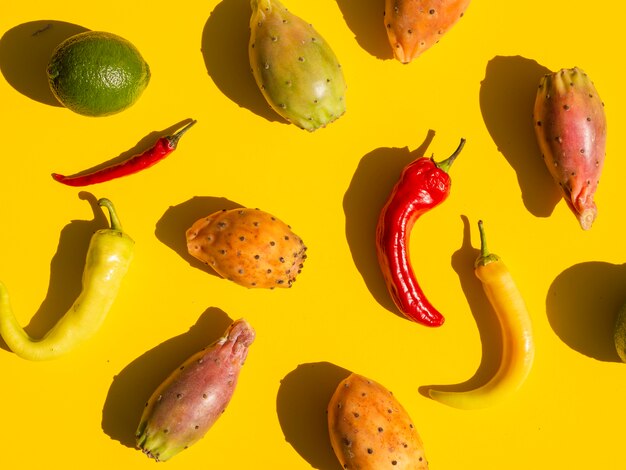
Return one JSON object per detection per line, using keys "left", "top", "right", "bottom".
{"left": 1, "top": 1, "right": 624, "bottom": 468}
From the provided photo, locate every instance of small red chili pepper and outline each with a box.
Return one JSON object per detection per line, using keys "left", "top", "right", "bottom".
{"left": 376, "top": 138, "right": 465, "bottom": 327}
{"left": 52, "top": 120, "right": 197, "bottom": 187}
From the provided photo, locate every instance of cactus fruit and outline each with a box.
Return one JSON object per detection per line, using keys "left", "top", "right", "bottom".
{"left": 248, "top": 0, "right": 347, "bottom": 131}
{"left": 384, "top": 0, "right": 471, "bottom": 63}
{"left": 327, "top": 373, "right": 429, "bottom": 469}
{"left": 533, "top": 67, "right": 607, "bottom": 230}
{"left": 186, "top": 208, "right": 307, "bottom": 288}
{"left": 136, "top": 318, "right": 255, "bottom": 462}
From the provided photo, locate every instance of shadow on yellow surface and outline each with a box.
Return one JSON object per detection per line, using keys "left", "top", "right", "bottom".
{"left": 547, "top": 261, "right": 626, "bottom": 362}
{"left": 155, "top": 196, "right": 244, "bottom": 278}
{"left": 277, "top": 361, "right": 350, "bottom": 470}
{"left": 479, "top": 55, "right": 561, "bottom": 217}
{"left": 335, "top": 0, "right": 393, "bottom": 61}
{"left": 420, "top": 215, "right": 503, "bottom": 397}
{"left": 0, "top": 20, "right": 88, "bottom": 106}
{"left": 202, "top": 0, "right": 285, "bottom": 124}
{"left": 0, "top": 192, "right": 107, "bottom": 352}
{"left": 343, "top": 129, "right": 436, "bottom": 319}
{"left": 101, "top": 307, "right": 234, "bottom": 448}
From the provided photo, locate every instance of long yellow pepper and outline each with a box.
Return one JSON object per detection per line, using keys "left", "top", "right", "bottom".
{"left": 0, "top": 198, "right": 134, "bottom": 361}
{"left": 429, "top": 220, "right": 534, "bottom": 410}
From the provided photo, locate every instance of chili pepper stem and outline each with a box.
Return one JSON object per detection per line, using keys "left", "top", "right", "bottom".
{"left": 475, "top": 220, "right": 500, "bottom": 268}
{"left": 168, "top": 120, "right": 197, "bottom": 148}
{"left": 98, "top": 198, "right": 123, "bottom": 231}
{"left": 434, "top": 138, "right": 466, "bottom": 173}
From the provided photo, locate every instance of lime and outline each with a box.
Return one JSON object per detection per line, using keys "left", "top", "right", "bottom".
{"left": 47, "top": 31, "right": 150, "bottom": 117}
{"left": 614, "top": 301, "right": 626, "bottom": 362}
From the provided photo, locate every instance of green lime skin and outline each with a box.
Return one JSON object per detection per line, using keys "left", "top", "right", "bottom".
{"left": 47, "top": 31, "right": 151, "bottom": 117}
{"left": 614, "top": 301, "right": 626, "bottom": 363}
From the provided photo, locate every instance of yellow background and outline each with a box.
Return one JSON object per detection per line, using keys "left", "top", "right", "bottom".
{"left": 1, "top": 1, "right": 624, "bottom": 468}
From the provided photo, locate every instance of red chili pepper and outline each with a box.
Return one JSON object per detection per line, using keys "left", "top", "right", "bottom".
{"left": 376, "top": 138, "right": 465, "bottom": 327}
{"left": 52, "top": 120, "right": 197, "bottom": 187}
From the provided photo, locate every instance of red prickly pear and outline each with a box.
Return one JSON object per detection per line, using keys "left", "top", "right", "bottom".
{"left": 533, "top": 67, "right": 607, "bottom": 230}
{"left": 136, "top": 318, "right": 255, "bottom": 461}
{"left": 249, "top": 0, "right": 347, "bottom": 131}
{"left": 384, "top": 0, "right": 471, "bottom": 63}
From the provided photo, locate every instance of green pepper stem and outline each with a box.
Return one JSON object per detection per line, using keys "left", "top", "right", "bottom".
{"left": 475, "top": 219, "right": 500, "bottom": 267}
{"left": 478, "top": 220, "right": 489, "bottom": 257}
{"left": 435, "top": 138, "right": 466, "bottom": 173}
{"left": 168, "top": 119, "right": 197, "bottom": 148}
{"left": 98, "top": 198, "right": 123, "bottom": 232}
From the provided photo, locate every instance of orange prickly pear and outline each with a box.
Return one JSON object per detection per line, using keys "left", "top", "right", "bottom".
{"left": 186, "top": 208, "right": 307, "bottom": 289}
{"left": 384, "top": 0, "right": 470, "bottom": 63}
{"left": 136, "top": 318, "right": 255, "bottom": 461}
{"left": 533, "top": 67, "right": 607, "bottom": 230}
{"left": 327, "top": 373, "right": 429, "bottom": 469}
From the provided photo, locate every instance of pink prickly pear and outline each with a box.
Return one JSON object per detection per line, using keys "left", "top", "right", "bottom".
{"left": 533, "top": 67, "right": 607, "bottom": 230}
{"left": 248, "top": 0, "right": 347, "bottom": 131}
{"left": 136, "top": 318, "right": 255, "bottom": 461}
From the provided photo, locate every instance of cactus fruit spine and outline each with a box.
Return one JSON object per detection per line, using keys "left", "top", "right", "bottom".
{"left": 136, "top": 319, "right": 255, "bottom": 462}
{"left": 533, "top": 67, "right": 607, "bottom": 230}
{"left": 384, "top": 0, "right": 471, "bottom": 63}
{"left": 249, "top": 0, "right": 347, "bottom": 131}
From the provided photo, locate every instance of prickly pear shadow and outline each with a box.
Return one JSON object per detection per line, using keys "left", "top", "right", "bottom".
{"left": 335, "top": 0, "right": 394, "bottom": 60}
{"left": 276, "top": 362, "right": 351, "bottom": 470}
{"left": 419, "top": 215, "right": 502, "bottom": 398}
{"left": 479, "top": 55, "right": 560, "bottom": 218}
{"left": 154, "top": 196, "right": 243, "bottom": 278}
{"left": 201, "top": 0, "right": 285, "bottom": 123}
{"left": 0, "top": 20, "right": 89, "bottom": 106}
{"left": 101, "top": 307, "right": 233, "bottom": 448}
{"left": 0, "top": 192, "right": 105, "bottom": 352}
{"left": 343, "top": 130, "right": 435, "bottom": 318}
{"left": 547, "top": 262, "right": 626, "bottom": 362}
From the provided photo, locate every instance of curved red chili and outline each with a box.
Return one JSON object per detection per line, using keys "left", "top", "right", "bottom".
{"left": 376, "top": 138, "right": 465, "bottom": 327}
{"left": 52, "top": 120, "right": 197, "bottom": 187}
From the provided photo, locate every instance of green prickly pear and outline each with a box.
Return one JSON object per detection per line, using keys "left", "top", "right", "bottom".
{"left": 248, "top": 0, "right": 347, "bottom": 131}
{"left": 533, "top": 67, "right": 607, "bottom": 230}
{"left": 136, "top": 318, "right": 255, "bottom": 461}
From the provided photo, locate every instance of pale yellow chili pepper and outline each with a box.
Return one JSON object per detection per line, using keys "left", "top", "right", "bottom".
{"left": 0, "top": 198, "right": 134, "bottom": 361}
{"left": 429, "top": 220, "right": 534, "bottom": 409}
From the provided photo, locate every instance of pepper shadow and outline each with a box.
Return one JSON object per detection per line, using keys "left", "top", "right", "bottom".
{"left": 335, "top": 0, "right": 393, "bottom": 60}
{"left": 0, "top": 20, "right": 89, "bottom": 106}
{"left": 101, "top": 307, "right": 233, "bottom": 447}
{"left": 419, "top": 215, "right": 503, "bottom": 398}
{"left": 343, "top": 129, "right": 436, "bottom": 318}
{"left": 547, "top": 261, "right": 626, "bottom": 362}
{"left": 53, "top": 119, "right": 195, "bottom": 180}
{"left": 479, "top": 55, "right": 560, "bottom": 217}
{"left": 0, "top": 192, "right": 107, "bottom": 352}
{"left": 154, "top": 196, "right": 244, "bottom": 277}
{"left": 201, "top": 0, "right": 284, "bottom": 123}
{"left": 276, "top": 362, "right": 351, "bottom": 470}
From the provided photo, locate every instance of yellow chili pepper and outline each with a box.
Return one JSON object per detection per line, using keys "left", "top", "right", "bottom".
{"left": 0, "top": 198, "right": 134, "bottom": 361}
{"left": 429, "top": 220, "right": 534, "bottom": 409}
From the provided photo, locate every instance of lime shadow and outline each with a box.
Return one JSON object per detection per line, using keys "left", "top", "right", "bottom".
{"left": 0, "top": 20, "right": 88, "bottom": 106}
